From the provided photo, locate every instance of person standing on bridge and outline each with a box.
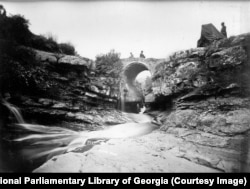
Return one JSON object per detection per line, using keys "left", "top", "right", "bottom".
{"left": 140, "top": 51, "right": 145, "bottom": 58}
{"left": 129, "top": 52, "right": 134, "bottom": 58}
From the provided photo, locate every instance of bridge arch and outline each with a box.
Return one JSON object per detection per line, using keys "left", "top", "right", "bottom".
{"left": 118, "top": 58, "right": 163, "bottom": 112}
{"left": 123, "top": 61, "right": 150, "bottom": 87}
{"left": 119, "top": 60, "right": 152, "bottom": 112}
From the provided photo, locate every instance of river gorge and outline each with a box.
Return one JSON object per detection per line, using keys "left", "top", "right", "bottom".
{"left": 0, "top": 7, "right": 250, "bottom": 172}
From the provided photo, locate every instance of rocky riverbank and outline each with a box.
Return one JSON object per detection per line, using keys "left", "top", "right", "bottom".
{"left": 34, "top": 130, "right": 220, "bottom": 172}
{"left": 151, "top": 33, "right": 250, "bottom": 172}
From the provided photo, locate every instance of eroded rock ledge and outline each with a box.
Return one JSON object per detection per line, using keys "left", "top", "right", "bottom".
{"left": 13, "top": 48, "right": 122, "bottom": 128}
{"left": 152, "top": 33, "right": 250, "bottom": 172}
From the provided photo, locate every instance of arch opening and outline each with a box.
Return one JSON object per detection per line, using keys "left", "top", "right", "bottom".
{"left": 119, "top": 62, "right": 152, "bottom": 113}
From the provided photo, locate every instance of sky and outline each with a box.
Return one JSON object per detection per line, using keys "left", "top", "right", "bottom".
{"left": 1, "top": 0, "right": 250, "bottom": 60}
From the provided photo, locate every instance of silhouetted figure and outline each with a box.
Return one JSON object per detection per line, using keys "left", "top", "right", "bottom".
{"left": 129, "top": 52, "right": 134, "bottom": 58}
{"left": 140, "top": 51, "right": 145, "bottom": 58}
{"left": 221, "top": 22, "right": 227, "bottom": 38}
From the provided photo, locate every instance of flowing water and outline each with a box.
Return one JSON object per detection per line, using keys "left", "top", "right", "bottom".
{"left": 2, "top": 100, "right": 25, "bottom": 124}
{"left": 0, "top": 101, "right": 157, "bottom": 172}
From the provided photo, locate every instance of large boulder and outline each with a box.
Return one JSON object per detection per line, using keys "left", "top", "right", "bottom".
{"left": 35, "top": 49, "right": 92, "bottom": 68}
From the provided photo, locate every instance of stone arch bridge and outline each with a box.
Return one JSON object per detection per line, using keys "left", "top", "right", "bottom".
{"left": 119, "top": 58, "right": 163, "bottom": 107}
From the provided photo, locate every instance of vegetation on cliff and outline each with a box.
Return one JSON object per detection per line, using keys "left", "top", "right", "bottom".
{"left": 95, "top": 49, "right": 123, "bottom": 78}
{"left": 0, "top": 6, "right": 122, "bottom": 131}
{"left": 94, "top": 49, "right": 123, "bottom": 98}
{"left": 0, "top": 7, "right": 79, "bottom": 99}
{"left": 0, "top": 10, "right": 76, "bottom": 55}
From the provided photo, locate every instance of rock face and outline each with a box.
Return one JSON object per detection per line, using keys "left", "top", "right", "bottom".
{"left": 151, "top": 33, "right": 250, "bottom": 172}
{"left": 35, "top": 50, "right": 92, "bottom": 66}
{"left": 153, "top": 34, "right": 249, "bottom": 98}
{"left": 14, "top": 49, "right": 122, "bottom": 129}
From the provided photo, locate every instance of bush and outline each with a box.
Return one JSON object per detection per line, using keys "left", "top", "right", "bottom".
{"left": 95, "top": 49, "right": 123, "bottom": 77}
{"left": 0, "top": 14, "right": 32, "bottom": 45}
{"left": 30, "top": 35, "right": 48, "bottom": 51}
{"left": 0, "top": 6, "right": 74, "bottom": 98}
{"left": 31, "top": 34, "right": 76, "bottom": 55}
{"left": 31, "top": 34, "right": 59, "bottom": 53}
{"left": 0, "top": 6, "right": 76, "bottom": 55}
{"left": 59, "top": 42, "right": 76, "bottom": 55}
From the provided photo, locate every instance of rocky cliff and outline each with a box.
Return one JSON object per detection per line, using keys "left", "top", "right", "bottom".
{"left": 0, "top": 11, "right": 127, "bottom": 131}
{"left": 13, "top": 49, "right": 129, "bottom": 130}
{"left": 151, "top": 33, "right": 250, "bottom": 172}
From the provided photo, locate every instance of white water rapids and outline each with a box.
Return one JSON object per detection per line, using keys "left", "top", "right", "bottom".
{"left": 2, "top": 100, "right": 158, "bottom": 161}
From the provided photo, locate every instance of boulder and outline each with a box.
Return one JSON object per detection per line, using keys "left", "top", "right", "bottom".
{"left": 35, "top": 49, "right": 92, "bottom": 68}
{"left": 59, "top": 55, "right": 91, "bottom": 67}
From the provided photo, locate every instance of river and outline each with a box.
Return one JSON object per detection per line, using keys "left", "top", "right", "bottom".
{"left": 0, "top": 101, "right": 158, "bottom": 172}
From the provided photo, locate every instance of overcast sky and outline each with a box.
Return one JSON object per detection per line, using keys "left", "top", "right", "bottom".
{"left": 1, "top": 1, "right": 250, "bottom": 59}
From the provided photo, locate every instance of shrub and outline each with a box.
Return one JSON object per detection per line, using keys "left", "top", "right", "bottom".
{"left": 31, "top": 34, "right": 59, "bottom": 53}
{"left": 59, "top": 42, "right": 76, "bottom": 55}
{"left": 0, "top": 6, "right": 76, "bottom": 55}
{"left": 0, "top": 6, "right": 73, "bottom": 98}
{"left": 0, "top": 14, "right": 32, "bottom": 45}
{"left": 30, "top": 35, "right": 48, "bottom": 51}
{"left": 45, "top": 32, "right": 58, "bottom": 43}
{"left": 95, "top": 49, "right": 123, "bottom": 77}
